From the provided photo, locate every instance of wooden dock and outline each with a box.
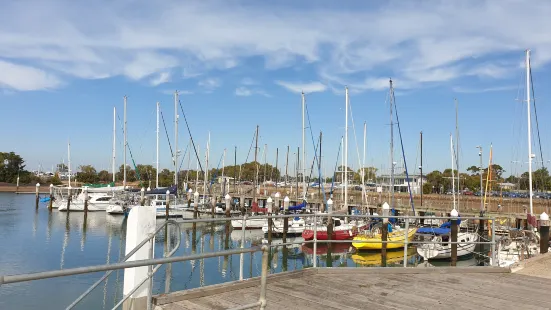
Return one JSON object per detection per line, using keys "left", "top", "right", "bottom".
{"left": 154, "top": 255, "right": 551, "bottom": 310}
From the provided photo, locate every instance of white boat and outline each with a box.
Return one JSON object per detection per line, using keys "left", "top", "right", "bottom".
{"left": 231, "top": 217, "right": 266, "bottom": 229}
{"left": 261, "top": 217, "right": 308, "bottom": 236}
{"left": 59, "top": 193, "right": 116, "bottom": 212}
{"left": 490, "top": 231, "right": 544, "bottom": 267}
{"left": 417, "top": 231, "right": 479, "bottom": 260}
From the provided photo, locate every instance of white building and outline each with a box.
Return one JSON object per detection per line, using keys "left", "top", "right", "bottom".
{"left": 376, "top": 174, "right": 427, "bottom": 194}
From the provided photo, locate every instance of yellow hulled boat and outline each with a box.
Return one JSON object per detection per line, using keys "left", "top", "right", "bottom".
{"left": 352, "top": 227, "right": 417, "bottom": 250}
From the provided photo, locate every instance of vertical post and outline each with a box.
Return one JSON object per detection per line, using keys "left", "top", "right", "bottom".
{"left": 193, "top": 191, "right": 199, "bottom": 219}
{"left": 113, "top": 106, "right": 117, "bottom": 184}
{"left": 451, "top": 208, "right": 459, "bottom": 266}
{"left": 140, "top": 187, "right": 145, "bottom": 206}
{"left": 266, "top": 197, "right": 273, "bottom": 245}
{"left": 540, "top": 212, "right": 550, "bottom": 254}
{"left": 344, "top": 86, "right": 349, "bottom": 213}
{"left": 211, "top": 195, "right": 216, "bottom": 218}
{"left": 240, "top": 193, "right": 245, "bottom": 215}
{"left": 174, "top": 91, "right": 179, "bottom": 193}
{"left": 274, "top": 192, "right": 280, "bottom": 215}
{"left": 165, "top": 190, "right": 170, "bottom": 220}
{"left": 420, "top": 131, "right": 423, "bottom": 207}
{"left": 66, "top": 186, "right": 72, "bottom": 212}
{"left": 313, "top": 212, "right": 318, "bottom": 268}
{"left": 35, "top": 183, "right": 40, "bottom": 209}
{"left": 123, "top": 96, "right": 127, "bottom": 188}
{"left": 258, "top": 246, "right": 269, "bottom": 310}
{"left": 526, "top": 50, "right": 534, "bottom": 217}
{"left": 48, "top": 184, "right": 54, "bottom": 210}
{"left": 403, "top": 216, "right": 409, "bottom": 267}
{"left": 83, "top": 187, "right": 89, "bottom": 215}
{"left": 302, "top": 92, "right": 306, "bottom": 199}
{"left": 491, "top": 215, "right": 497, "bottom": 266}
{"left": 477, "top": 146, "right": 483, "bottom": 212}
{"left": 283, "top": 196, "right": 290, "bottom": 243}
{"left": 225, "top": 194, "right": 232, "bottom": 218}
{"left": 381, "top": 202, "right": 389, "bottom": 267}
{"left": 239, "top": 214, "right": 247, "bottom": 281}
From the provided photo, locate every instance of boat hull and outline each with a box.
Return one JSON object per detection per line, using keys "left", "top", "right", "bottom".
{"left": 302, "top": 227, "right": 358, "bottom": 241}
{"left": 231, "top": 218, "right": 266, "bottom": 229}
{"left": 417, "top": 232, "right": 478, "bottom": 260}
{"left": 352, "top": 228, "right": 417, "bottom": 250}
{"left": 58, "top": 202, "right": 107, "bottom": 212}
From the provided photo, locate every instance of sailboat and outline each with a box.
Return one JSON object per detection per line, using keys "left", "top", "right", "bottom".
{"left": 417, "top": 135, "right": 478, "bottom": 260}
{"left": 352, "top": 80, "right": 417, "bottom": 250}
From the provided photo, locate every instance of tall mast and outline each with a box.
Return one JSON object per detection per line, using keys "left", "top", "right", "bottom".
{"left": 253, "top": 126, "right": 259, "bottom": 203}
{"left": 389, "top": 80, "right": 395, "bottom": 208}
{"left": 156, "top": 102, "right": 160, "bottom": 188}
{"left": 362, "top": 121, "right": 367, "bottom": 204}
{"left": 263, "top": 144, "right": 267, "bottom": 188}
{"left": 234, "top": 146, "right": 237, "bottom": 193}
{"left": 174, "top": 91, "right": 179, "bottom": 189}
{"left": 204, "top": 133, "right": 210, "bottom": 196}
{"left": 344, "top": 86, "right": 349, "bottom": 211}
{"left": 68, "top": 141, "right": 71, "bottom": 187}
{"left": 285, "top": 145, "right": 289, "bottom": 186}
{"left": 123, "top": 95, "right": 127, "bottom": 187}
{"left": 526, "top": 49, "right": 534, "bottom": 216}
{"left": 112, "top": 107, "right": 116, "bottom": 183}
{"left": 420, "top": 131, "right": 423, "bottom": 206}
{"left": 195, "top": 146, "right": 200, "bottom": 191}
{"left": 455, "top": 98, "right": 460, "bottom": 207}
{"left": 222, "top": 148, "right": 226, "bottom": 196}
{"left": 275, "top": 148, "right": 279, "bottom": 193}
{"left": 301, "top": 92, "right": 306, "bottom": 199}
{"left": 450, "top": 134, "right": 457, "bottom": 210}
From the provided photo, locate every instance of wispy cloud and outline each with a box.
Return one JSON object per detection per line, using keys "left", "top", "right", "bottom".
{"left": 452, "top": 85, "right": 517, "bottom": 93}
{"left": 150, "top": 72, "right": 171, "bottom": 86}
{"left": 235, "top": 86, "right": 269, "bottom": 97}
{"left": 241, "top": 77, "right": 257, "bottom": 86}
{"left": 275, "top": 80, "right": 326, "bottom": 94}
{"left": 0, "top": 60, "right": 61, "bottom": 91}
{"left": 198, "top": 78, "right": 221, "bottom": 92}
{"left": 160, "top": 89, "right": 193, "bottom": 95}
{"left": 1, "top": 1, "right": 551, "bottom": 91}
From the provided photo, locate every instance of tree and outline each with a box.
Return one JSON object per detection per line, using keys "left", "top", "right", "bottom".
{"left": 57, "top": 163, "right": 68, "bottom": 172}
{"left": 98, "top": 170, "right": 112, "bottom": 182}
{"left": 51, "top": 173, "right": 62, "bottom": 185}
{"left": 78, "top": 165, "right": 99, "bottom": 183}
{"left": 354, "top": 167, "right": 378, "bottom": 183}
{"left": 116, "top": 165, "right": 137, "bottom": 182}
{"left": 158, "top": 169, "right": 174, "bottom": 187}
{"left": 0, "top": 152, "right": 26, "bottom": 183}
{"left": 466, "top": 165, "right": 480, "bottom": 175}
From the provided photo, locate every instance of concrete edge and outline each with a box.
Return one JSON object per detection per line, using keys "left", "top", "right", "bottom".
{"left": 510, "top": 251, "right": 551, "bottom": 273}
{"left": 316, "top": 266, "right": 511, "bottom": 274}
{"left": 153, "top": 268, "right": 317, "bottom": 305}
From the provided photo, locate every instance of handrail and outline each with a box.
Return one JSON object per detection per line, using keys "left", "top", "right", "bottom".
{"left": 66, "top": 220, "right": 181, "bottom": 310}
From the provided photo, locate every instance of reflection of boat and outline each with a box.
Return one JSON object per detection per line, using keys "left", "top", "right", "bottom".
{"left": 352, "top": 225, "right": 417, "bottom": 250}
{"left": 230, "top": 229, "right": 265, "bottom": 242}
{"left": 262, "top": 237, "right": 304, "bottom": 249}
{"left": 351, "top": 247, "right": 417, "bottom": 266}
{"left": 417, "top": 256, "right": 479, "bottom": 267}
{"left": 262, "top": 217, "right": 307, "bottom": 236}
{"left": 231, "top": 217, "right": 266, "bottom": 229}
{"left": 301, "top": 242, "right": 352, "bottom": 255}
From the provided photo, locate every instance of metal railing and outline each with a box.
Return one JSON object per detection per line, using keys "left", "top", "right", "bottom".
{"left": 0, "top": 212, "right": 498, "bottom": 310}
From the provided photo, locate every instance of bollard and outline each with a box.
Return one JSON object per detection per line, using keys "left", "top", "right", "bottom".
{"left": 35, "top": 183, "right": 40, "bottom": 209}
{"left": 16, "top": 176, "right": 19, "bottom": 194}
{"left": 403, "top": 217, "right": 410, "bottom": 267}
{"left": 83, "top": 187, "right": 89, "bottom": 215}
{"left": 193, "top": 191, "right": 199, "bottom": 219}
{"left": 540, "top": 212, "right": 550, "bottom": 254}
{"left": 313, "top": 212, "right": 318, "bottom": 268}
{"left": 140, "top": 187, "right": 145, "bottom": 206}
{"left": 283, "top": 196, "right": 290, "bottom": 243}
{"left": 240, "top": 194, "right": 245, "bottom": 215}
{"left": 266, "top": 197, "right": 273, "bottom": 244}
{"left": 165, "top": 190, "right": 170, "bottom": 220}
{"left": 381, "top": 202, "right": 389, "bottom": 267}
{"left": 48, "top": 184, "right": 54, "bottom": 210}
{"left": 451, "top": 208, "right": 459, "bottom": 266}
{"left": 225, "top": 194, "right": 231, "bottom": 218}
{"left": 66, "top": 186, "right": 72, "bottom": 212}
{"left": 274, "top": 192, "right": 280, "bottom": 215}
{"left": 187, "top": 188, "right": 193, "bottom": 210}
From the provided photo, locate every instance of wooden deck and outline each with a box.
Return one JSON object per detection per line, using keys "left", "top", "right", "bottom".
{"left": 153, "top": 263, "right": 551, "bottom": 310}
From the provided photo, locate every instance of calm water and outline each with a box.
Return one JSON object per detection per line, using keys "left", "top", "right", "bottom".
{"left": 0, "top": 193, "right": 483, "bottom": 309}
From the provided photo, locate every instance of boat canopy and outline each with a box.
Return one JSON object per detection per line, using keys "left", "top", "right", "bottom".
{"left": 145, "top": 185, "right": 177, "bottom": 195}
{"left": 280, "top": 202, "right": 306, "bottom": 211}
{"left": 417, "top": 218, "right": 461, "bottom": 235}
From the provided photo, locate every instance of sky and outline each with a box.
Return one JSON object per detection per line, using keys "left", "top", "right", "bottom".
{"left": 2, "top": 0, "right": 551, "bottom": 178}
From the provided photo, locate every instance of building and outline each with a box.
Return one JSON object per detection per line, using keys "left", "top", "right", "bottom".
{"left": 498, "top": 182, "right": 517, "bottom": 190}
{"left": 376, "top": 174, "right": 427, "bottom": 194}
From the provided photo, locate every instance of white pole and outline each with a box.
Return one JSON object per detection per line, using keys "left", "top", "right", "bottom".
{"left": 344, "top": 87, "right": 349, "bottom": 211}
{"left": 123, "top": 95, "right": 127, "bottom": 188}
{"left": 222, "top": 148, "right": 226, "bottom": 194}
{"left": 302, "top": 92, "right": 306, "bottom": 199}
{"left": 156, "top": 102, "right": 160, "bottom": 188}
{"left": 362, "top": 121, "right": 367, "bottom": 204}
{"left": 113, "top": 107, "right": 116, "bottom": 183}
{"left": 526, "top": 49, "right": 534, "bottom": 216}
{"left": 450, "top": 134, "right": 457, "bottom": 210}
{"left": 174, "top": 91, "right": 179, "bottom": 189}
{"left": 68, "top": 142, "right": 71, "bottom": 187}
{"left": 196, "top": 145, "right": 200, "bottom": 191}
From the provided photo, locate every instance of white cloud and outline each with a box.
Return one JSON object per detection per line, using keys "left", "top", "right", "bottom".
{"left": 150, "top": 72, "right": 171, "bottom": 86}
{"left": 452, "top": 85, "right": 517, "bottom": 93}
{"left": 0, "top": 60, "right": 61, "bottom": 91}
{"left": 198, "top": 78, "right": 221, "bottom": 92}
{"left": 241, "top": 77, "right": 256, "bottom": 85}
{"left": 275, "top": 81, "right": 327, "bottom": 94}
{"left": 2, "top": 1, "right": 551, "bottom": 91}
{"left": 161, "top": 89, "right": 193, "bottom": 95}
{"left": 235, "top": 86, "right": 269, "bottom": 97}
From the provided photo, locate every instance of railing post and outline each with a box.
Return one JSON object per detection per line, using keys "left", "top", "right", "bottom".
{"left": 239, "top": 214, "right": 247, "bottom": 281}
{"left": 258, "top": 246, "right": 269, "bottom": 310}
{"left": 491, "top": 215, "right": 496, "bottom": 266}
{"left": 540, "top": 212, "right": 550, "bottom": 254}
{"left": 313, "top": 213, "right": 317, "bottom": 268}
{"left": 451, "top": 209, "right": 458, "bottom": 267}
{"left": 403, "top": 215, "right": 409, "bottom": 267}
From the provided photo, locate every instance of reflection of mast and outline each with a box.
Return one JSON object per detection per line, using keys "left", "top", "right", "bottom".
{"left": 60, "top": 224, "right": 69, "bottom": 269}
{"left": 200, "top": 232, "right": 205, "bottom": 287}
{"left": 102, "top": 233, "right": 112, "bottom": 309}
{"left": 46, "top": 212, "right": 52, "bottom": 242}
{"left": 165, "top": 225, "right": 172, "bottom": 294}
{"left": 32, "top": 208, "right": 38, "bottom": 237}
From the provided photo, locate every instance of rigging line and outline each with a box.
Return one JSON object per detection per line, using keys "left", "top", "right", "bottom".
{"left": 178, "top": 99, "right": 204, "bottom": 175}
{"left": 178, "top": 141, "right": 190, "bottom": 173}
{"left": 391, "top": 85, "right": 415, "bottom": 214}
{"left": 159, "top": 110, "right": 175, "bottom": 162}
{"left": 239, "top": 129, "right": 257, "bottom": 183}
{"left": 529, "top": 60, "right": 545, "bottom": 173}
{"left": 330, "top": 137, "right": 343, "bottom": 198}
{"left": 305, "top": 104, "right": 327, "bottom": 204}
{"left": 348, "top": 96, "right": 368, "bottom": 204}
{"left": 116, "top": 113, "right": 141, "bottom": 181}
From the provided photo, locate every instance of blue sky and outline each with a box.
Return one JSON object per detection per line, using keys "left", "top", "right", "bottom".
{"left": 2, "top": 0, "right": 551, "bottom": 178}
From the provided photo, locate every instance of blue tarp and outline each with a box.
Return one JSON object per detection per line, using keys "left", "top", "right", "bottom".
{"left": 40, "top": 197, "right": 51, "bottom": 202}
{"left": 281, "top": 202, "right": 306, "bottom": 211}
{"left": 417, "top": 227, "right": 451, "bottom": 234}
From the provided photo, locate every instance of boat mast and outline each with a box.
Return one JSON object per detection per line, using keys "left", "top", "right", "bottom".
{"left": 262, "top": 144, "right": 267, "bottom": 193}
{"left": 344, "top": 86, "right": 349, "bottom": 212}
{"left": 362, "top": 121, "right": 367, "bottom": 205}
{"left": 285, "top": 145, "right": 289, "bottom": 186}
{"left": 302, "top": 91, "right": 306, "bottom": 200}
{"left": 222, "top": 148, "right": 226, "bottom": 196}
{"left": 112, "top": 107, "right": 116, "bottom": 184}
{"left": 389, "top": 80, "right": 395, "bottom": 208}
{"left": 195, "top": 145, "right": 200, "bottom": 191}
{"left": 204, "top": 133, "right": 210, "bottom": 197}
{"left": 123, "top": 95, "right": 127, "bottom": 188}
{"left": 526, "top": 49, "right": 534, "bottom": 216}
{"left": 174, "top": 91, "right": 179, "bottom": 191}
{"left": 420, "top": 131, "right": 423, "bottom": 207}
{"left": 253, "top": 126, "right": 259, "bottom": 204}
{"left": 455, "top": 98, "right": 460, "bottom": 207}
{"left": 156, "top": 102, "right": 160, "bottom": 188}
{"left": 68, "top": 141, "right": 71, "bottom": 187}
{"left": 450, "top": 134, "right": 457, "bottom": 210}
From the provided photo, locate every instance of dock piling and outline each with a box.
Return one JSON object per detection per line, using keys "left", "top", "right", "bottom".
{"left": 283, "top": 196, "right": 290, "bottom": 243}
{"left": 225, "top": 194, "right": 231, "bottom": 218}
{"left": 266, "top": 197, "right": 273, "bottom": 245}
{"left": 193, "top": 191, "right": 199, "bottom": 219}
{"left": 66, "top": 186, "right": 72, "bottom": 212}
{"left": 48, "top": 184, "right": 54, "bottom": 210}
{"left": 451, "top": 208, "right": 459, "bottom": 266}
{"left": 540, "top": 212, "right": 550, "bottom": 254}
{"left": 140, "top": 187, "right": 145, "bottom": 206}
{"left": 165, "top": 190, "right": 170, "bottom": 220}
{"left": 381, "top": 202, "right": 389, "bottom": 267}
{"left": 83, "top": 187, "right": 88, "bottom": 216}
{"left": 35, "top": 183, "right": 40, "bottom": 209}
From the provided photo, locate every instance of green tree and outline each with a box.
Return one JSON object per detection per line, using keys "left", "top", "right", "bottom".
{"left": 466, "top": 165, "right": 480, "bottom": 175}
{"left": 51, "top": 173, "right": 62, "bottom": 185}
{"left": 98, "top": 170, "right": 112, "bottom": 182}
{"left": 116, "top": 165, "right": 137, "bottom": 182}
{"left": 158, "top": 169, "right": 174, "bottom": 187}
{"left": 0, "top": 152, "right": 26, "bottom": 183}
{"left": 78, "top": 165, "right": 99, "bottom": 183}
